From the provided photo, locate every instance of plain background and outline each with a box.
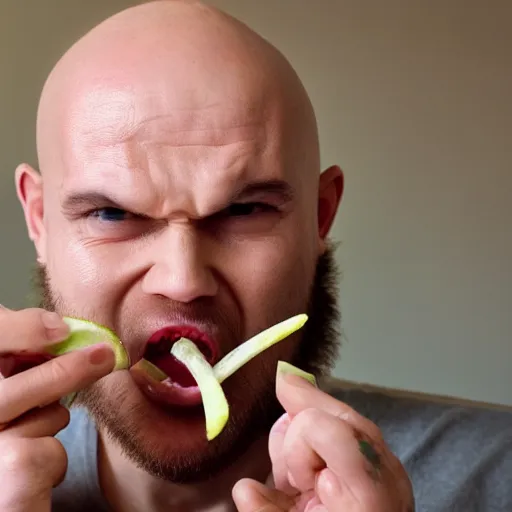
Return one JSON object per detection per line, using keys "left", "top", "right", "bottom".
{"left": 0, "top": 1, "right": 510, "bottom": 406}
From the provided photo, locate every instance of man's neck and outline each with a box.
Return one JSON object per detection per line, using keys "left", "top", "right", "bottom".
{"left": 97, "top": 430, "right": 272, "bottom": 512}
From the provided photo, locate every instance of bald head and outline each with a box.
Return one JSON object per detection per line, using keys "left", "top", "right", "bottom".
{"left": 17, "top": 1, "right": 343, "bottom": 486}
{"left": 36, "top": 0, "right": 319, "bottom": 181}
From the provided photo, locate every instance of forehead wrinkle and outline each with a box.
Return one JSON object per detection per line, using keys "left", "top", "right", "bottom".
{"left": 72, "top": 87, "right": 270, "bottom": 149}
{"left": 62, "top": 135, "right": 273, "bottom": 221}
{"left": 146, "top": 141, "right": 271, "bottom": 218}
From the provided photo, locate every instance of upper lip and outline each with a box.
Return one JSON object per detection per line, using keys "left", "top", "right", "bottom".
{"left": 133, "top": 324, "right": 219, "bottom": 366}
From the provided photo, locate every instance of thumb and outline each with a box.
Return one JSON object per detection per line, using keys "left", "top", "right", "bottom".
{"left": 232, "top": 478, "right": 294, "bottom": 511}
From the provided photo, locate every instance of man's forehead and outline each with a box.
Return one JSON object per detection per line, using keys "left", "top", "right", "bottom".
{"left": 69, "top": 85, "right": 272, "bottom": 149}
{"left": 52, "top": 79, "right": 291, "bottom": 220}
{"left": 36, "top": 0, "right": 320, "bottom": 196}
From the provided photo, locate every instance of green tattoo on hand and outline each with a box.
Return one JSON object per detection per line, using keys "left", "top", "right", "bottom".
{"left": 358, "top": 439, "right": 382, "bottom": 481}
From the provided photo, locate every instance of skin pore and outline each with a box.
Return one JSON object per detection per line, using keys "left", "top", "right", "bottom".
{"left": 16, "top": 1, "right": 344, "bottom": 510}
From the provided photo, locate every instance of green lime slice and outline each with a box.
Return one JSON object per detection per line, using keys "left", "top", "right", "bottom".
{"left": 277, "top": 360, "right": 317, "bottom": 386}
{"left": 44, "top": 317, "right": 130, "bottom": 371}
{"left": 131, "top": 358, "right": 169, "bottom": 381}
{"left": 171, "top": 338, "right": 229, "bottom": 441}
{"left": 42, "top": 317, "right": 130, "bottom": 408}
{"left": 213, "top": 314, "right": 308, "bottom": 383}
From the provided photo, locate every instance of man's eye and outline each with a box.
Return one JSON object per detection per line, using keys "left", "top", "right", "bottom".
{"left": 89, "top": 207, "right": 131, "bottom": 222}
{"left": 226, "top": 203, "right": 275, "bottom": 217}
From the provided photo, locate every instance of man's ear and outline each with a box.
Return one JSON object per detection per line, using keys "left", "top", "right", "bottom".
{"left": 318, "top": 165, "right": 344, "bottom": 247}
{"left": 15, "top": 163, "right": 47, "bottom": 264}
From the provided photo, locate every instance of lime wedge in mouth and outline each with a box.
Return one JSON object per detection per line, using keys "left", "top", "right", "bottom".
{"left": 171, "top": 338, "right": 229, "bottom": 441}
{"left": 131, "top": 357, "right": 169, "bottom": 382}
{"left": 46, "top": 314, "right": 309, "bottom": 440}
{"left": 135, "top": 314, "right": 309, "bottom": 440}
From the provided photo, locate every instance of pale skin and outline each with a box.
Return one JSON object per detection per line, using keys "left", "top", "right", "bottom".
{"left": 0, "top": 1, "right": 414, "bottom": 511}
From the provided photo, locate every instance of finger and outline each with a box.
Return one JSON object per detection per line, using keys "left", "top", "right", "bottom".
{"left": 0, "top": 308, "right": 69, "bottom": 353}
{"left": 232, "top": 478, "right": 293, "bottom": 511}
{"left": 0, "top": 436, "right": 68, "bottom": 507}
{"left": 0, "top": 343, "right": 115, "bottom": 424}
{"left": 269, "top": 413, "right": 299, "bottom": 496}
{"left": 284, "top": 408, "right": 385, "bottom": 508}
{"left": 276, "top": 370, "right": 383, "bottom": 442}
{"left": 2, "top": 402, "right": 70, "bottom": 438}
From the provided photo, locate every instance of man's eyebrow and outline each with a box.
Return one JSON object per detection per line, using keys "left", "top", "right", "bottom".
{"left": 230, "top": 180, "right": 295, "bottom": 203}
{"left": 60, "top": 180, "right": 295, "bottom": 217}
{"left": 61, "top": 192, "right": 124, "bottom": 213}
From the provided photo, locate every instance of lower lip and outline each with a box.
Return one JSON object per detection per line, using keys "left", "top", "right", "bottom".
{"left": 130, "top": 366, "right": 204, "bottom": 407}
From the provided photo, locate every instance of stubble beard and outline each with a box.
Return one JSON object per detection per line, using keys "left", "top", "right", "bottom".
{"left": 34, "top": 244, "right": 342, "bottom": 484}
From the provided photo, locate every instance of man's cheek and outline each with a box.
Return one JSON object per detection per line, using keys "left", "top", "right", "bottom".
{"left": 47, "top": 242, "right": 120, "bottom": 308}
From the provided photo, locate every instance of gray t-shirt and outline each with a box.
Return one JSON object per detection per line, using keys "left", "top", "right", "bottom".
{"left": 52, "top": 378, "right": 512, "bottom": 511}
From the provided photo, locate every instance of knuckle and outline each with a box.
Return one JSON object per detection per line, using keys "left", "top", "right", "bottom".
{"left": 46, "top": 356, "right": 74, "bottom": 384}
{"left": 0, "top": 438, "right": 32, "bottom": 472}
{"left": 295, "top": 407, "right": 319, "bottom": 426}
{"left": 367, "top": 423, "right": 384, "bottom": 443}
{"left": 54, "top": 404, "right": 71, "bottom": 430}
{"left": 0, "top": 437, "right": 67, "bottom": 505}
{"left": 45, "top": 437, "right": 67, "bottom": 467}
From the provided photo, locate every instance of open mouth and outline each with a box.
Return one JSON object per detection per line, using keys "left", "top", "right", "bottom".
{"left": 143, "top": 327, "right": 217, "bottom": 388}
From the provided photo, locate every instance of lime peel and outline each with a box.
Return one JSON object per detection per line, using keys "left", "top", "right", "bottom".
{"left": 131, "top": 358, "right": 169, "bottom": 382}
{"left": 46, "top": 317, "right": 130, "bottom": 371}
{"left": 171, "top": 338, "right": 229, "bottom": 441}
{"left": 43, "top": 317, "right": 130, "bottom": 408}
{"left": 277, "top": 360, "right": 317, "bottom": 387}
{"left": 213, "top": 314, "right": 308, "bottom": 383}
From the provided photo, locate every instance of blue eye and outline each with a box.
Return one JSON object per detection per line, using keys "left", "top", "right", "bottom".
{"left": 91, "top": 207, "right": 130, "bottom": 222}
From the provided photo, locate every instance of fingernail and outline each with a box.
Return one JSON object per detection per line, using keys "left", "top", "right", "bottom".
{"left": 42, "top": 312, "right": 69, "bottom": 341}
{"left": 277, "top": 360, "right": 317, "bottom": 387}
{"left": 84, "top": 343, "right": 115, "bottom": 367}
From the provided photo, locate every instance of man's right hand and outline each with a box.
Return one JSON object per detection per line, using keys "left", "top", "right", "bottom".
{"left": 0, "top": 307, "right": 115, "bottom": 512}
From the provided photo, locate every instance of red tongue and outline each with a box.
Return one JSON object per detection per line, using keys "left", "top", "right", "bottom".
{"left": 153, "top": 354, "right": 198, "bottom": 387}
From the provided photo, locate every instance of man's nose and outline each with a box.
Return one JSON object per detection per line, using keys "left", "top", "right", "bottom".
{"left": 141, "top": 225, "right": 218, "bottom": 303}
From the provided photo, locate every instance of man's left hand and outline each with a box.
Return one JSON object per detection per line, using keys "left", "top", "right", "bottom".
{"left": 232, "top": 369, "right": 414, "bottom": 511}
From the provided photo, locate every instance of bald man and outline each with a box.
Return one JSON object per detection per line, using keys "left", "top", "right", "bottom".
{"left": 0, "top": 1, "right": 510, "bottom": 511}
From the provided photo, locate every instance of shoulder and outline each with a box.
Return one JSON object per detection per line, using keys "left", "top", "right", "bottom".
{"left": 320, "top": 376, "right": 512, "bottom": 511}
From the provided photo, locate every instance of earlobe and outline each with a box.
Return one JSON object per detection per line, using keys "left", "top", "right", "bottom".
{"left": 318, "top": 165, "right": 344, "bottom": 242}
{"left": 15, "top": 163, "right": 46, "bottom": 263}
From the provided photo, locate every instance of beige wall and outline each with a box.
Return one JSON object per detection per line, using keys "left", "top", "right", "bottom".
{"left": 1, "top": 1, "right": 511, "bottom": 406}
